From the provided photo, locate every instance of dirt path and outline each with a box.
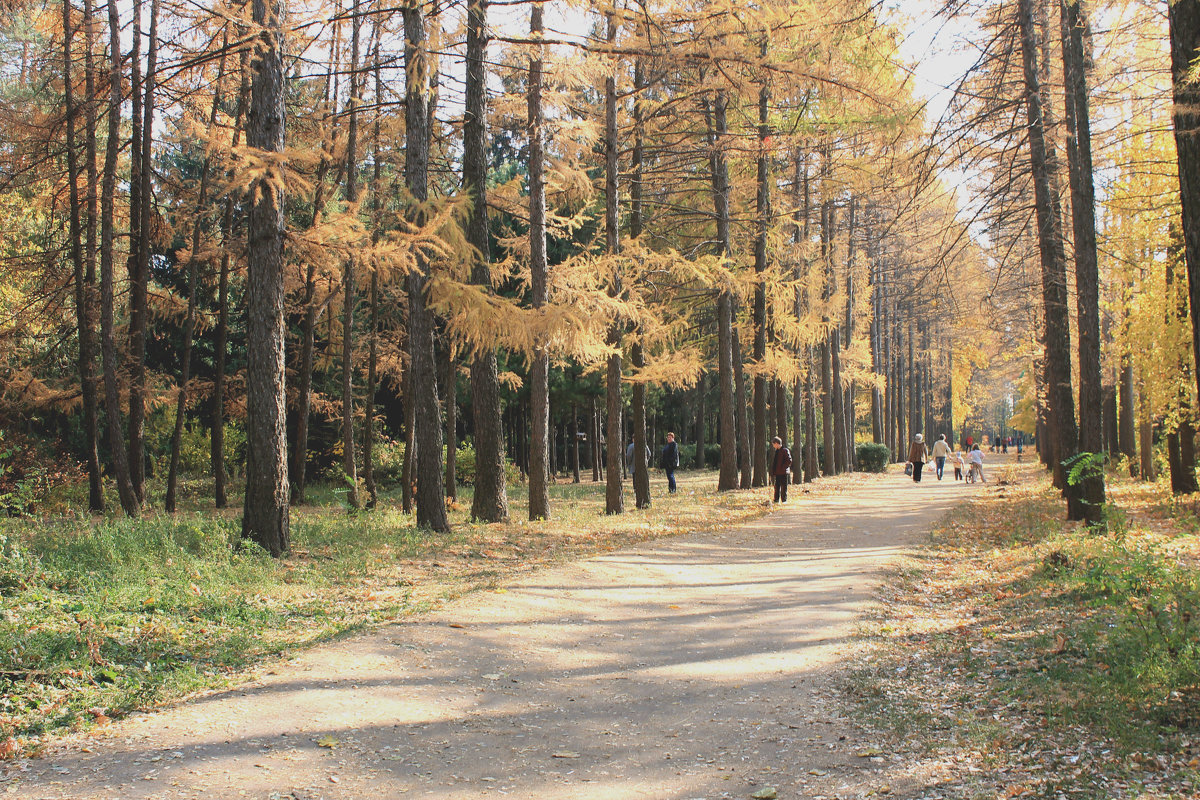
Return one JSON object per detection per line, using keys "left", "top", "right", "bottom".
{"left": 8, "top": 469, "right": 966, "bottom": 800}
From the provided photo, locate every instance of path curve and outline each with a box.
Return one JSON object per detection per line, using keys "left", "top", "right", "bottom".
{"left": 8, "top": 470, "right": 964, "bottom": 800}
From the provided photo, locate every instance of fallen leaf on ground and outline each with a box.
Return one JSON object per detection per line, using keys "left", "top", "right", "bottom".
{"left": 552, "top": 751, "right": 581, "bottom": 759}
{"left": 751, "top": 788, "right": 778, "bottom": 799}
{"left": 317, "top": 736, "right": 339, "bottom": 748}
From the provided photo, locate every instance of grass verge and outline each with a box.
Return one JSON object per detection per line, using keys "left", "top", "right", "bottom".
{"left": 847, "top": 460, "right": 1200, "bottom": 799}
{"left": 0, "top": 470, "right": 776, "bottom": 755}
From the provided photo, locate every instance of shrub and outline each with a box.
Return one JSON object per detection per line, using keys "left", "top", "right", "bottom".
{"left": 856, "top": 443, "right": 890, "bottom": 473}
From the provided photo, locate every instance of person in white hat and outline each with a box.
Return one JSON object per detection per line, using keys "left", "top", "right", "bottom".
{"left": 908, "top": 433, "right": 930, "bottom": 482}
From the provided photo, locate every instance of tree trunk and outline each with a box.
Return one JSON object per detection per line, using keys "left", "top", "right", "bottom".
{"left": 128, "top": 0, "right": 157, "bottom": 502}
{"left": 1119, "top": 358, "right": 1136, "bottom": 468}
{"left": 527, "top": 0, "right": 550, "bottom": 520}
{"left": 1060, "top": 0, "right": 1104, "bottom": 518}
{"left": 364, "top": 14, "right": 383, "bottom": 510}
{"left": 750, "top": 67, "right": 770, "bottom": 488}
{"left": 403, "top": 0, "right": 450, "bottom": 531}
{"left": 100, "top": 0, "right": 139, "bottom": 517}
{"left": 733, "top": 320, "right": 752, "bottom": 489}
{"left": 702, "top": 92, "right": 738, "bottom": 491}
{"left": 340, "top": 0, "right": 363, "bottom": 511}
{"left": 63, "top": 0, "right": 104, "bottom": 512}
{"left": 444, "top": 344, "right": 458, "bottom": 499}
{"left": 463, "top": 0, "right": 508, "bottom": 522}
{"left": 632, "top": 342, "right": 651, "bottom": 508}
{"left": 1020, "top": 0, "right": 1080, "bottom": 513}
{"left": 1169, "top": 0, "right": 1200, "bottom": 410}
{"left": 603, "top": 9, "right": 623, "bottom": 516}
{"left": 241, "top": 0, "right": 290, "bottom": 555}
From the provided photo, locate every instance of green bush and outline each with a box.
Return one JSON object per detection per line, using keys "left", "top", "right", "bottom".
{"left": 1081, "top": 541, "right": 1200, "bottom": 698}
{"left": 856, "top": 443, "right": 890, "bottom": 473}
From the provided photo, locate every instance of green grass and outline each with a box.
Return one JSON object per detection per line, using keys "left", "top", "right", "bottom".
{"left": 0, "top": 469, "right": 771, "bottom": 747}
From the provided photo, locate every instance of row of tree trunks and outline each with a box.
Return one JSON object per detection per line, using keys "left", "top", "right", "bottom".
{"left": 62, "top": 0, "right": 103, "bottom": 512}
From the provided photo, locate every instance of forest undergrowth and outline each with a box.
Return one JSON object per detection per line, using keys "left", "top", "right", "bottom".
{"left": 0, "top": 470, "right": 792, "bottom": 757}
{"left": 848, "top": 461, "right": 1200, "bottom": 799}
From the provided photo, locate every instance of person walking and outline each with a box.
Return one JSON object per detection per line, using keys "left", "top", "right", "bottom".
{"left": 770, "top": 436, "right": 792, "bottom": 502}
{"left": 660, "top": 432, "right": 680, "bottom": 494}
{"left": 931, "top": 434, "right": 952, "bottom": 480}
{"left": 908, "top": 433, "right": 929, "bottom": 483}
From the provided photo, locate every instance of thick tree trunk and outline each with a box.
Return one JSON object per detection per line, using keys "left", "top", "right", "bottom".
{"left": 403, "top": 0, "right": 450, "bottom": 531}
{"left": 528, "top": 0, "right": 550, "bottom": 520}
{"left": 1060, "top": 0, "right": 1104, "bottom": 518}
{"left": 463, "top": 0, "right": 508, "bottom": 522}
{"left": 1020, "top": 0, "right": 1080, "bottom": 513}
{"left": 1169, "top": 0, "right": 1200, "bottom": 410}
{"left": 241, "top": 0, "right": 290, "bottom": 555}
{"left": 63, "top": 0, "right": 104, "bottom": 511}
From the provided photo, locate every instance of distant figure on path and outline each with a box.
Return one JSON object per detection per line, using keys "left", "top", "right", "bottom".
{"left": 908, "top": 433, "right": 929, "bottom": 483}
{"left": 661, "top": 432, "right": 680, "bottom": 494}
{"left": 931, "top": 434, "right": 952, "bottom": 480}
{"left": 968, "top": 444, "right": 985, "bottom": 483}
{"left": 770, "top": 436, "right": 792, "bottom": 502}
{"left": 953, "top": 450, "right": 965, "bottom": 481}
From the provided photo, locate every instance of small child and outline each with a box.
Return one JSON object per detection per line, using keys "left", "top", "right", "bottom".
{"left": 953, "top": 451, "right": 965, "bottom": 481}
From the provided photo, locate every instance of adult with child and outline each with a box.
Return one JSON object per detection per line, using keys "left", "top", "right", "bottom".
{"left": 660, "top": 432, "right": 680, "bottom": 494}
{"left": 930, "top": 434, "right": 952, "bottom": 480}
{"left": 770, "top": 436, "right": 792, "bottom": 502}
{"left": 908, "top": 433, "right": 930, "bottom": 482}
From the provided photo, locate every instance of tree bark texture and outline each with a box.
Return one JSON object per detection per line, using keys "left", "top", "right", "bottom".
{"left": 1169, "top": 0, "right": 1200, "bottom": 411}
{"left": 340, "top": 0, "right": 363, "bottom": 511}
{"left": 464, "top": 0, "right": 508, "bottom": 522}
{"left": 528, "top": 0, "right": 550, "bottom": 520}
{"left": 241, "top": 0, "right": 291, "bottom": 555}
{"left": 403, "top": 0, "right": 450, "bottom": 531}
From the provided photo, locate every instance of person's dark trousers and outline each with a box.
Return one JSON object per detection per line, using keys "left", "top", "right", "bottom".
{"left": 666, "top": 467, "right": 677, "bottom": 493}
{"left": 935, "top": 456, "right": 946, "bottom": 480}
{"left": 773, "top": 473, "right": 788, "bottom": 502}
{"left": 912, "top": 461, "right": 924, "bottom": 482}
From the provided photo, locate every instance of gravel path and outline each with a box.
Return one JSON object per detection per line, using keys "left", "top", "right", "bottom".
{"left": 8, "top": 470, "right": 964, "bottom": 800}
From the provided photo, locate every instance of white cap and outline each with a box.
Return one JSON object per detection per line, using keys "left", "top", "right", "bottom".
{"left": 914, "top": 433, "right": 923, "bottom": 442}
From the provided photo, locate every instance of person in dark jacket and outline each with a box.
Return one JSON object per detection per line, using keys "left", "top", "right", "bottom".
{"left": 908, "top": 433, "right": 929, "bottom": 482}
{"left": 770, "top": 436, "right": 792, "bottom": 502}
{"left": 660, "top": 432, "right": 680, "bottom": 493}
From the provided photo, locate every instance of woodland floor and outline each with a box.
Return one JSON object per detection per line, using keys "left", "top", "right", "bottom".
{"left": 5, "top": 457, "right": 1197, "bottom": 800}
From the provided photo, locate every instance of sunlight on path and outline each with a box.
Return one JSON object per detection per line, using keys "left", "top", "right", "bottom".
{"left": 9, "top": 468, "right": 970, "bottom": 800}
